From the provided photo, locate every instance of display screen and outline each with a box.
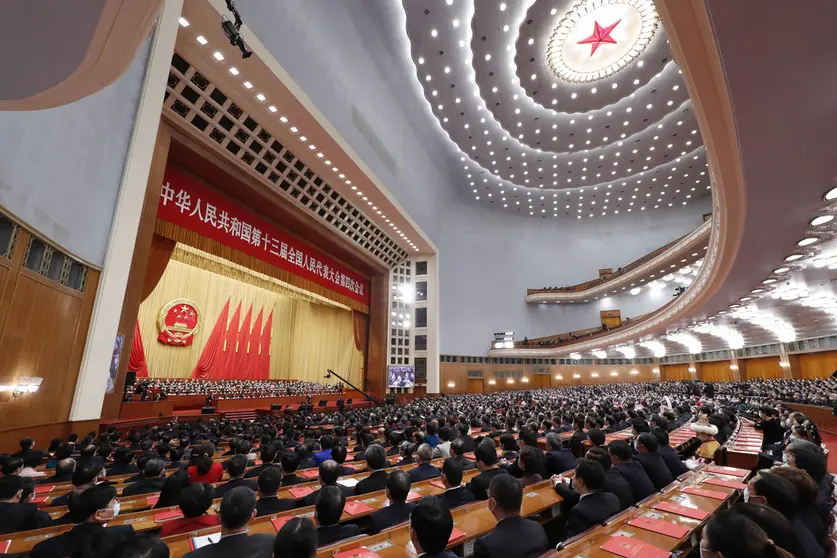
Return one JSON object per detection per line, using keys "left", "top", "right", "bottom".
{"left": 388, "top": 366, "right": 415, "bottom": 388}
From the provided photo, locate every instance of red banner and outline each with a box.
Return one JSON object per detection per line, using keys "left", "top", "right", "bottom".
{"left": 159, "top": 167, "right": 369, "bottom": 304}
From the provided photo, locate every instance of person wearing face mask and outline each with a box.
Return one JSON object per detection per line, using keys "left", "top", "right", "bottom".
{"left": 30, "top": 484, "right": 133, "bottom": 558}
{"left": 745, "top": 471, "right": 825, "bottom": 558}
{"left": 699, "top": 509, "right": 795, "bottom": 558}
{"left": 551, "top": 458, "right": 621, "bottom": 539}
{"left": 473, "top": 474, "right": 548, "bottom": 558}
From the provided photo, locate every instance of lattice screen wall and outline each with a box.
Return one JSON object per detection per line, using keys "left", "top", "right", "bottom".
{"left": 164, "top": 53, "right": 408, "bottom": 268}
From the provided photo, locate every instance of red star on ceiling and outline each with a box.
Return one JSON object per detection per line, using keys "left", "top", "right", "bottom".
{"left": 577, "top": 19, "right": 621, "bottom": 56}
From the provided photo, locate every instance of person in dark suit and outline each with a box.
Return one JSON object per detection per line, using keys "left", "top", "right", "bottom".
{"left": 46, "top": 458, "right": 77, "bottom": 484}
{"left": 608, "top": 440, "right": 656, "bottom": 503}
{"left": 544, "top": 432, "right": 578, "bottom": 477}
{"left": 106, "top": 448, "right": 139, "bottom": 477}
{"left": 329, "top": 445, "right": 356, "bottom": 477}
{"left": 280, "top": 452, "right": 306, "bottom": 486}
{"left": 437, "top": 457, "right": 476, "bottom": 510}
{"left": 51, "top": 462, "right": 107, "bottom": 508}
{"left": 0, "top": 475, "right": 52, "bottom": 535}
{"left": 449, "top": 439, "right": 476, "bottom": 472}
{"left": 410, "top": 497, "right": 458, "bottom": 558}
{"left": 336, "top": 397, "right": 345, "bottom": 415}
{"left": 569, "top": 415, "right": 588, "bottom": 458}
{"left": 183, "top": 487, "right": 274, "bottom": 558}
{"left": 650, "top": 429, "right": 688, "bottom": 478}
{"left": 457, "top": 423, "right": 476, "bottom": 453}
{"left": 634, "top": 434, "right": 674, "bottom": 490}
{"left": 473, "top": 474, "right": 548, "bottom": 558}
{"left": 122, "top": 458, "right": 167, "bottom": 497}
{"left": 160, "top": 482, "right": 219, "bottom": 538}
{"left": 254, "top": 467, "right": 296, "bottom": 517}
{"left": 353, "top": 445, "right": 388, "bottom": 495}
{"left": 274, "top": 516, "right": 318, "bottom": 558}
{"left": 315, "top": 485, "right": 361, "bottom": 547}
{"left": 552, "top": 458, "right": 622, "bottom": 539}
{"left": 215, "top": 455, "right": 258, "bottom": 499}
{"left": 466, "top": 440, "right": 509, "bottom": 501}
{"left": 587, "top": 428, "right": 606, "bottom": 450}
{"left": 409, "top": 444, "right": 441, "bottom": 483}
{"left": 30, "top": 484, "right": 133, "bottom": 558}
{"left": 585, "top": 447, "right": 634, "bottom": 510}
{"left": 12, "top": 437, "right": 44, "bottom": 465}
{"left": 369, "top": 469, "right": 416, "bottom": 533}
{"left": 302, "top": 460, "right": 354, "bottom": 507}
{"left": 243, "top": 444, "right": 281, "bottom": 480}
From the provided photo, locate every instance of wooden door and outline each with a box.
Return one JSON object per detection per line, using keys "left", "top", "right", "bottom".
{"left": 466, "top": 378, "right": 484, "bottom": 393}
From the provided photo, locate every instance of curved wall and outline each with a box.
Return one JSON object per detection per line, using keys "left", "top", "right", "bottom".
{"left": 0, "top": 38, "right": 151, "bottom": 266}
{"left": 238, "top": 0, "right": 710, "bottom": 354}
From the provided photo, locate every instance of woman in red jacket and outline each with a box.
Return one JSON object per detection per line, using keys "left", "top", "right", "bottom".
{"left": 187, "top": 443, "right": 224, "bottom": 484}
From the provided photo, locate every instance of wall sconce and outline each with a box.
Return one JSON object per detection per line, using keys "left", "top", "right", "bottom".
{"left": 779, "top": 361, "right": 790, "bottom": 368}
{"left": 507, "top": 378, "right": 514, "bottom": 384}
{"left": 688, "top": 366, "right": 696, "bottom": 373}
{"left": 652, "top": 368, "right": 660, "bottom": 374}
{"left": 446, "top": 381, "right": 455, "bottom": 388}
{"left": 554, "top": 375, "right": 563, "bottom": 380}
{"left": 521, "top": 377, "right": 529, "bottom": 383}
{"left": 488, "top": 379, "right": 496, "bottom": 385}
{"left": 630, "top": 369, "right": 639, "bottom": 375}
{"left": 729, "top": 364, "right": 739, "bottom": 370}
{"left": 9, "top": 377, "right": 43, "bottom": 397}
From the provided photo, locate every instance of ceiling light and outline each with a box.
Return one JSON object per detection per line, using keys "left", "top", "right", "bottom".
{"left": 196, "top": 35, "right": 208, "bottom": 45}
{"left": 279, "top": 116, "right": 288, "bottom": 123}
{"left": 255, "top": 93, "right": 266, "bottom": 101}
{"left": 179, "top": 17, "right": 190, "bottom": 27}
{"left": 824, "top": 187, "right": 837, "bottom": 201}
{"left": 212, "top": 51, "right": 224, "bottom": 61}
{"left": 773, "top": 267, "right": 790, "bottom": 274}
{"left": 242, "top": 81, "right": 253, "bottom": 89}
{"left": 228, "top": 67, "right": 239, "bottom": 76}
{"left": 431, "top": 29, "right": 438, "bottom": 37}
{"left": 500, "top": 2, "right": 507, "bottom": 10}
{"left": 798, "top": 237, "right": 819, "bottom": 246}
{"left": 785, "top": 254, "right": 804, "bottom": 262}
{"left": 811, "top": 215, "right": 834, "bottom": 226}
{"left": 268, "top": 105, "right": 277, "bottom": 113}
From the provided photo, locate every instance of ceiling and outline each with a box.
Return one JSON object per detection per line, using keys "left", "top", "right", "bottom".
{"left": 487, "top": 0, "right": 837, "bottom": 359}
{"left": 0, "top": 0, "right": 161, "bottom": 110}
{"left": 401, "top": 0, "right": 711, "bottom": 219}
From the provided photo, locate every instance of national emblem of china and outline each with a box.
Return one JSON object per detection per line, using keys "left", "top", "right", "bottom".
{"left": 157, "top": 299, "right": 201, "bottom": 346}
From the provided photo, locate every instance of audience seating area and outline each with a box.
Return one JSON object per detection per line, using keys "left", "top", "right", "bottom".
{"left": 0, "top": 379, "right": 833, "bottom": 558}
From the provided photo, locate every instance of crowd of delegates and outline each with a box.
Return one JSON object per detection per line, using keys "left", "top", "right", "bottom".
{"left": 0, "top": 380, "right": 834, "bottom": 558}
{"left": 713, "top": 377, "right": 837, "bottom": 408}
{"left": 125, "top": 379, "right": 344, "bottom": 402}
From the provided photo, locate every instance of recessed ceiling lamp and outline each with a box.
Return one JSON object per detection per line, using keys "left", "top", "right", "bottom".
{"left": 762, "top": 278, "right": 777, "bottom": 284}
{"left": 785, "top": 254, "right": 804, "bottom": 262}
{"left": 811, "top": 215, "right": 834, "bottom": 226}
{"left": 773, "top": 267, "right": 790, "bottom": 274}
{"left": 212, "top": 51, "right": 224, "bottom": 61}
{"left": 196, "top": 35, "right": 208, "bottom": 45}
{"left": 178, "top": 17, "right": 190, "bottom": 27}
{"left": 798, "top": 237, "right": 819, "bottom": 246}
{"left": 824, "top": 187, "right": 837, "bottom": 201}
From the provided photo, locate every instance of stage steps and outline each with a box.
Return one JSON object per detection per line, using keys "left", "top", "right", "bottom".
{"left": 222, "top": 410, "right": 259, "bottom": 422}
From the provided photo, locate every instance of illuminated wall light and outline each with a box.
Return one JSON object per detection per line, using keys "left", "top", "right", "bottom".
{"left": 507, "top": 378, "right": 515, "bottom": 384}
{"left": 554, "top": 375, "right": 563, "bottom": 380}
{"left": 447, "top": 382, "right": 455, "bottom": 388}
{"left": 779, "top": 360, "right": 790, "bottom": 368}
{"left": 652, "top": 368, "right": 660, "bottom": 374}
{"left": 610, "top": 371, "right": 618, "bottom": 377}
{"left": 521, "top": 377, "right": 529, "bottom": 383}
{"left": 630, "top": 369, "right": 639, "bottom": 375}
{"left": 688, "top": 366, "right": 696, "bottom": 373}
{"left": 488, "top": 379, "right": 496, "bottom": 385}
{"left": 591, "top": 372, "right": 599, "bottom": 378}
{"left": 730, "top": 364, "right": 739, "bottom": 370}
{"left": 572, "top": 373, "right": 581, "bottom": 379}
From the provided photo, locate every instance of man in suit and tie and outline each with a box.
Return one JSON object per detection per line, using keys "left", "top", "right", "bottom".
{"left": 279, "top": 452, "right": 306, "bottom": 486}
{"left": 106, "top": 447, "right": 139, "bottom": 477}
{"left": 569, "top": 414, "right": 588, "bottom": 458}
{"left": 255, "top": 467, "right": 296, "bottom": 517}
{"left": 466, "top": 440, "right": 509, "bottom": 501}
{"left": 243, "top": 443, "right": 281, "bottom": 479}
{"left": 585, "top": 447, "right": 634, "bottom": 510}
{"left": 353, "top": 445, "right": 388, "bottom": 495}
{"left": 408, "top": 444, "right": 440, "bottom": 483}
{"left": 302, "top": 460, "right": 354, "bottom": 507}
{"left": 651, "top": 429, "right": 688, "bottom": 478}
{"left": 215, "top": 455, "right": 259, "bottom": 498}
{"left": 457, "top": 423, "right": 476, "bottom": 453}
{"left": 544, "top": 432, "right": 578, "bottom": 477}
{"left": 46, "top": 458, "right": 76, "bottom": 484}
{"left": 121, "top": 458, "right": 167, "bottom": 497}
{"left": 473, "top": 474, "right": 548, "bottom": 558}
{"left": 30, "top": 484, "right": 134, "bottom": 558}
{"left": 183, "top": 486, "right": 275, "bottom": 558}
{"left": 409, "top": 498, "right": 459, "bottom": 558}
{"left": 315, "top": 485, "right": 361, "bottom": 547}
{"left": 329, "top": 445, "right": 357, "bottom": 477}
{"left": 608, "top": 440, "right": 656, "bottom": 503}
{"left": 369, "top": 469, "right": 416, "bottom": 533}
{"left": 552, "top": 458, "right": 623, "bottom": 539}
{"left": 437, "top": 457, "right": 476, "bottom": 510}
{"left": 633, "top": 433, "right": 674, "bottom": 490}
{"left": 0, "top": 475, "right": 52, "bottom": 535}
{"left": 449, "top": 439, "right": 476, "bottom": 472}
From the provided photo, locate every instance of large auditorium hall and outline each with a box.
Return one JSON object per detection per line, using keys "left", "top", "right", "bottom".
{"left": 0, "top": 1, "right": 835, "bottom": 557}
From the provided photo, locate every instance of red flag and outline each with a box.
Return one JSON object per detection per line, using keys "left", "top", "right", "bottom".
{"left": 128, "top": 320, "right": 149, "bottom": 378}
{"left": 259, "top": 310, "right": 273, "bottom": 379}
{"left": 192, "top": 299, "right": 230, "bottom": 379}
{"left": 228, "top": 305, "right": 253, "bottom": 379}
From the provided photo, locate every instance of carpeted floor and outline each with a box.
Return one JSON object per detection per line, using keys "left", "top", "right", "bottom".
{"left": 819, "top": 431, "right": 837, "bottom": 473}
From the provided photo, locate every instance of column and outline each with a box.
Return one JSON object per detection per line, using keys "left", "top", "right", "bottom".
{"left": 69, "top": 0, "right": 184, "bottom": 421}
{"left": 424, "top": 254, "right": 440, "bottom": 394}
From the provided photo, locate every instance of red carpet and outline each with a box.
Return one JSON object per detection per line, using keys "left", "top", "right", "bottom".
{"left": 819, "top": 432, "right": 837, "bottom": 474}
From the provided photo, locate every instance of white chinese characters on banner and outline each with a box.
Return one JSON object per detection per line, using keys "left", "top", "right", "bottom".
{"left": 159, "top": 185, "right": 364, "bottom": 297}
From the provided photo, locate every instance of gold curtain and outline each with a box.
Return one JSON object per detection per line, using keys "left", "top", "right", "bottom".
{"left": 701, "top": 361, "right": 733, "bottom": 382}
{"left": 800, "top": 352, "right": 837, "bottom": 379}
{"left": 137, "top": 249, "right": 363, "bottom": 386}
{"left": 744, "top": 358, "right": 782, "bottom": 380}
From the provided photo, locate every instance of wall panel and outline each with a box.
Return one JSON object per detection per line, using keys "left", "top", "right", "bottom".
{"left": 702, "top": 361, "right": 733, "bottom": 382}
{"left": 662, "top": 364, "right": 692, "bottom": 381}
{"left": 744, "top": 357, "right": 783, "bottom": 380}
{"left": 799, "top": 352, "right": 837, "bottom": 379}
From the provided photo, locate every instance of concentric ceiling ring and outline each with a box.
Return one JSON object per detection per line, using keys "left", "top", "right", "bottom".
{"left": 547, "top": 0, "right": 659, "bottom": 84}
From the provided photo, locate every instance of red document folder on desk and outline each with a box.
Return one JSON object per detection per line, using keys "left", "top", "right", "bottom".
{"left": 628, "top": 515, "right": 690, "bottom": 539}
{"left": 600, "top": 536, "right": 670, "bottom": 558}
{"left": 654, "top": 501, "right": 709, "bottom": 520}
{"left": 344, "top": 500, "right": 374, "bottom": 516}
{"left": 682, "top": 487, "right": 728, "bottom": 500}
